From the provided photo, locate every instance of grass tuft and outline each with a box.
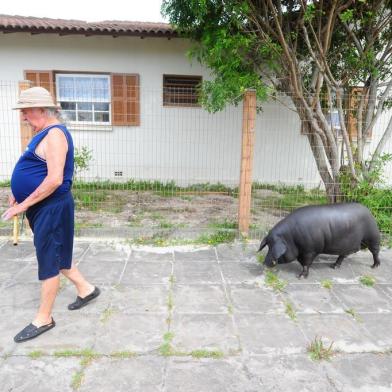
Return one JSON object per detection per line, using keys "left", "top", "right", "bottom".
{"left": 264, "top": 270, "right": 287, "bottom": 292}
{"left": 307, "top": 337, "right": 335, "bottom": 361}
{"left": 359, "top": 275, "right": 376, "bottom": 287}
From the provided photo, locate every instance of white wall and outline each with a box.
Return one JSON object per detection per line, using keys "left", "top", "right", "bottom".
{"left": 4, "top": 32, "right": 390, "bottom": 189}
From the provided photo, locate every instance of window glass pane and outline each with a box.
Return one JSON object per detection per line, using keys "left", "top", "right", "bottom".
{"left": 93, "top": 78, "right": 109, "bottom": 101}
{"left": 60, "top": 101, "right": 76, "bottom": 110}
{"left": 75, "top": 77, "right": 93, "bottom": 101}
{"left": 78, "top": 102, "right": 93, "bottom": 111}
{"left": 94, "top": 102, "right": 109, "bottom": 111}
{"left": 63, "top": 111, "right": 76, "bottom": 121}
{"left": 94, "top": 112, "right": 110, "bottom": 122}
{"left": 58, "top": 76, "right": 75, "bottom": 100}
{"left": 78, "top": 111, "right": 93, "bottom": 121}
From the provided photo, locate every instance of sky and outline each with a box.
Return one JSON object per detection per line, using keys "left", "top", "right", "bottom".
{"left": 0, "top": 0, "right": 167, "bottom": 22}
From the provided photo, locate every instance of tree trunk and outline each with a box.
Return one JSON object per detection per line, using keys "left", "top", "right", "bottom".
{"left": 304, "top": 125, "right": 342, "bottom": 202}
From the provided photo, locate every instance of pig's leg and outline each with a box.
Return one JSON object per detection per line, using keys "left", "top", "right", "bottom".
{"left": 369, "top": 248, "right": 381, "bottom": 268}
{"left": 297, "top": 254, "right": 316, "bottom": 279}
{"left": 330, "top": 255, "right": 345, "bottom": 269}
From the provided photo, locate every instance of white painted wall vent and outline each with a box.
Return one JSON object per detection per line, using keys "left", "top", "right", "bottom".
{"left": 114, "top": 171, "right": 123, "bottom": 177}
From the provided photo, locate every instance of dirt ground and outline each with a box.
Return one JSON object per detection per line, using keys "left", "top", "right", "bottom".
{"left": 0, "top": 187, "right": 284, "bottom": 240}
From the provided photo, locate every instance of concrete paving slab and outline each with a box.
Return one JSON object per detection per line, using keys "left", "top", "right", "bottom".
{"left": 173, "top": 261, "right": 222, "bottom": 284}
{"left": 172, "top": 284, "right": 229, "bottom": 313}
{"left": 164, "top": 357, "right": 260, "bottom": 392}
{"left": 311, "top": 261, "right": 357, "bottom": 281}
{"left": 228, "top": 284, "right": 285, "bottom": 314}
{"left": 219, "top": 262, "right": 263, "bottom": 284}
{"left": 72, "top": 241, "right": 91, "bottom": 260}
{"left": 0, "top": 259, "right": 33, "bottom": 284}
{"left": 171, "top": 313, "right": 239, "bottom": 353}
{"left": 12, "top": 262, "right": 40, "bottom": 283}
{"left": 12, "top": 312, "right": 100, "bottom": 355}
{"left": 121, "top": 262, "right": 172, "bottom": 285}
{"left": 0, "top": 310, "right": 35, "bottom": 354}
{"left": 297, "top": 314, "right": 378, "bottom": 352}
{"left": 350, "top": 262, "right": 392, "bottom": 284}
{"left": 216, "top": 242, "right": 258, "bottom": 262}
{"left": 332, "top": 284, "right": 392, "bottom": 313}
{"left": 359, "top": 314, "right": 392, "bottom": 350}
{"left": 0, "top": 282, "right": 41, "bottom": 310}
{"left": 81, "top": 242, "right": 129, "bottom": 263}
{"left": 93, "top": 313, "right": 167, "bottom": 354}
{"left": 174, "top": 248, "right": 217, "bottom": 262}
{"left": 235, "top": 314, "right": 307, "bottom": 355}
{"left": 53, "top": 284, "right": 112, "bottom": 314}
{"left": 78, "top": 260, "right": 126, "bottom": 285}
{"left": 80, "top": 356, "right": 166, "bottom": 392}
{"left": 245, "top": 354, "right": 332, "bottom": 392}
{"left": 274, "top": 263, "right": 325, "bottom": 283}
{"left": 1, "top": 241, "right": 392, "bottom": 391}
{"left": 282, "top": 283, "right": 345, "bottom": 314}
{"left": 0, "top": 356, "right": 80, "bottom": 392}
{"left": 110, "top": 284, "right": 169, "bottom": 313}
{"left": 129, "top": 249, "right": 174, "bottom": 263}
{"left": 379, "top": 284, "right": 392, "bottom": 300}
{"left": 323, "top": 353, "right": 392, "bottom": 391}
{"left": 0, "top": 241, "right": 35, "bottom": 260}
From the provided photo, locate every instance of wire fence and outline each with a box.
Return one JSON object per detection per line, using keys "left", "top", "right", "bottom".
{"left": 0, "top": 80, "right": 391, "bottom": 244}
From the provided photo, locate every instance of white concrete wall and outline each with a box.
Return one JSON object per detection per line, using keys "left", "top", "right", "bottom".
{"left": 0, "top": 32, "right": 390, "bottom": 188}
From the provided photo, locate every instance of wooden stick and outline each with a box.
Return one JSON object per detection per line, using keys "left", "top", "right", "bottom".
{"left": 13, "top": 215, "right": 19, "bottom": 246}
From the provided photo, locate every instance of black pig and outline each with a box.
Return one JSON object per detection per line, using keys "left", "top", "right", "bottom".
{"left": 258, "top": 203, "right": 381, "bottom": 278}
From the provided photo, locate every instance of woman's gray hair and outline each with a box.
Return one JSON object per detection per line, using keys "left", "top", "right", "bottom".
{"left": 44, "top": 107, "right": 64, "bottom": 122}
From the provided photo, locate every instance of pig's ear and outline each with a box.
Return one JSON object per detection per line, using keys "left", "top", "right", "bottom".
{"left": 272, "top": 239, "right": 286, "bottom": 260}
{"left": 258, "top": 237, "right": 267, "bottom": 251}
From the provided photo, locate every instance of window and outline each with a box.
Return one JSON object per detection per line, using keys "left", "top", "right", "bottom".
{"left": 25, "top": 70, "right": 140, "bottom": 126}
{"left": 163, "top": 75, "right": 202, "bottom": 107}
{"left": 56, "top": 74, "right": 111, "bottom": 124}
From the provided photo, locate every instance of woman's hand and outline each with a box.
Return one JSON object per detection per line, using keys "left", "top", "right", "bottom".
{"left": 2, "top": 203, "right": 26, "bottom": 221}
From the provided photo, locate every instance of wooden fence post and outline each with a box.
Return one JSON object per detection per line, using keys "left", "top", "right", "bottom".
{"left": 238, "top": 89, "right": 257, "bottom": 236}
{"left": 18, "top": 80, "right": 33, "bottom": 152}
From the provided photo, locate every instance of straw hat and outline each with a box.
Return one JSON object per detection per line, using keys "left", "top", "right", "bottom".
{"left": 13, "top": 86, "right": 60, "bottom": 110}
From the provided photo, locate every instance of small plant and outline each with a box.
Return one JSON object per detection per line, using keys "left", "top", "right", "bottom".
{"left": 159, "top": 332, "right": 174, "bottom": 356}
{"left": 190, "top": 349, "right": 224, "bottom": 359}
{"left": 359, "top": 275, "right": 376, "bottom": 287}
{"left": 71, "top": 370, "right": 84, "bottom": 390}
{"left": 167, "top": 293, "right": 173, "bottom": 311}
{"left": 100, "top": 306, "right": 117, "bottom": 323}
{"left": 196, "top": 229, "right": 236, "bottom": 245}
{"left": 74, "top": 146, "right": 93, "bottom": 177}
{"left": 307, "top": 337, "right": 335, "bottom": 361}
{"left": 257, "top": 254, "right": 265, "bottom": 264}
{"left": 321, "top": 279, "right": 333, "bottom": 289}
{"left": 284, "top": 301, "right": 297, "bottom": 321}
{"left": 28, "top": 350, "right": 44, "bottom": 359}
{"left": 264, "top": 270, "right": 287, "bottom": 292}
{"left": 345, "top": 308, "right": 362, "bottom": 322}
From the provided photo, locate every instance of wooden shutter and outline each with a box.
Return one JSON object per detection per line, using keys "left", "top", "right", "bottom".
{"left": 111, "top": 73, "right": 140, "bottom": 126}
{"left": 24, "top": 70, "right": 56, "bottom": 98}
{"left": 347, "top": 86, "right": 372, "bottom": 140}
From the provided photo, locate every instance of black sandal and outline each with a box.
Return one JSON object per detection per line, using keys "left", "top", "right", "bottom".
{"left": 68, "top": 286, "right": 101, "bottom": 310}
{"left": 14, "top": 318, "right": 56, "bottom": 343}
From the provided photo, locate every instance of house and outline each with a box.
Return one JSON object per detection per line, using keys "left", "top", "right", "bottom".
{"left": 0, "top": 15, "right": 390, "bottom": 189}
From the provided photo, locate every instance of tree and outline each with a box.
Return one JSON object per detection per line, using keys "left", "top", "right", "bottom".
{"left": 162, "top": 0, "right": 392, "bottom": 201}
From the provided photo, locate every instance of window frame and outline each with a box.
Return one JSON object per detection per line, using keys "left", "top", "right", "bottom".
{"left": 55, "top": 73, "right": 112, "bottom": 125}
{"left": 163, "top": 74, "right": 202, "bottom": 108}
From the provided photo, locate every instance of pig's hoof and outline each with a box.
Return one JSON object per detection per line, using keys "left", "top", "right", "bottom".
{"left": 371, "top": 262, "right": 380, "bottom": 269}
{"left": 330, "top": 263, "right": 340, "bottom": 269}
